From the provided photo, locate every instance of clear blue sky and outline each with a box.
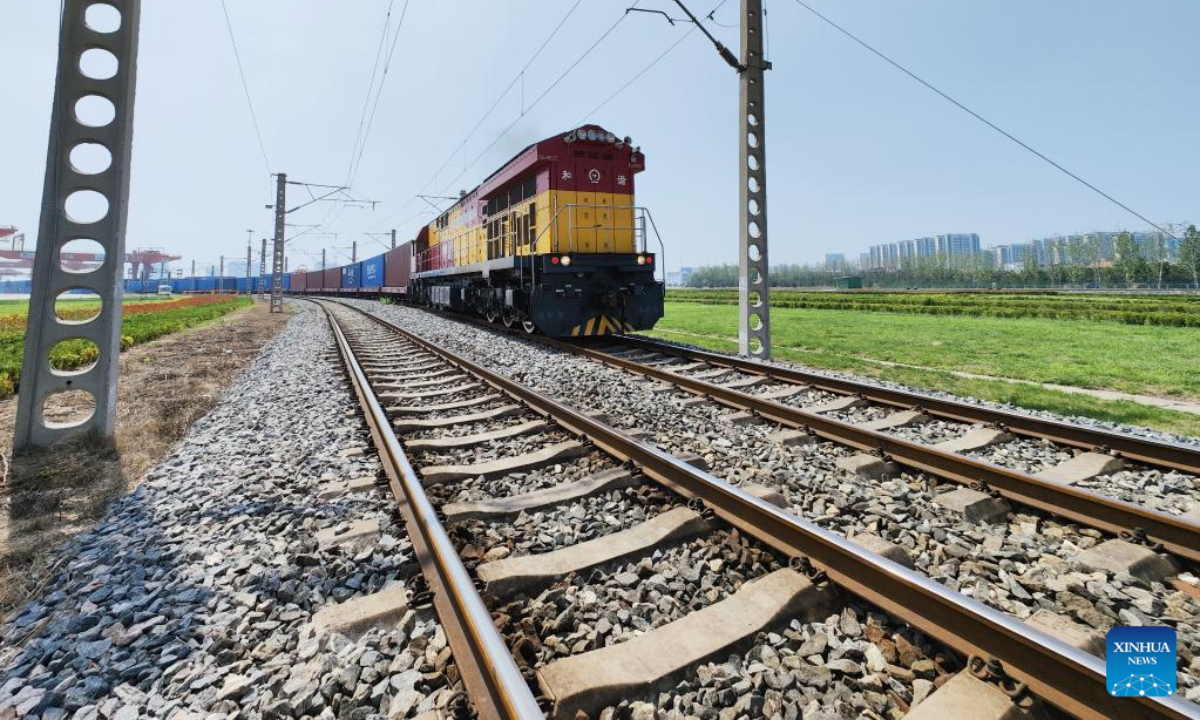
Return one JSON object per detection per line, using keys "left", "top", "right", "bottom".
{"left": 1, "top": 0, "right": 1196, "bottom": 273}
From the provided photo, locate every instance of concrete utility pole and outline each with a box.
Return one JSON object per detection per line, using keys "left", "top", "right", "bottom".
{"left": 391, "top": 229, "right": 397, "bottom": 249}
{"left": 270, "top": 173, "right": 285, "bottom": 313}
{"left": 259, "top": 238, "right": 267, "bottom": 298}
{"left": 351, "top": 240, "right": 357, "bottom": 263}
{"left": 322, "top": 248, "right": 326, "bottom": 271}
{"left": 219, "top": 256, "right": 225, "bottom": 293}
{"left": 191, "top": 259, "right": 195, "bottom": 277}
{"left": 15, "top": 0, "right": 142, "bottom": 447}
{"left": 650, "top": 1, "right": 771, "bottom": 358}
{"left": 245, "top": 234, "right": 252, "bottom": 295}
{"left": 737, "top": 0, "right": 771, "bottom": 358}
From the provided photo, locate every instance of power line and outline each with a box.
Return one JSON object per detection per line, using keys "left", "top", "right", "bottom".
{"left": 218, "top": 0, "right": 271, "bottom": 174}
{"left": 348, "top": 0, "right": 413, "bottom": 187}
{"left": 413, "top": 0, "right": 589, "bottom": 198}
{"left": 434, "top": 5, "right": 640, "bottom": 198}
{"left": 344, "top": 0, "right": 396, "bottom": 186}
{"left": 357, "top": 0, "right": 607, "bottom": 238}
{"left": 789, "top": 0, "right": 1178, "bottom": 240}
{"left": 576, "top": 21, "right": 702, "bottom": 124}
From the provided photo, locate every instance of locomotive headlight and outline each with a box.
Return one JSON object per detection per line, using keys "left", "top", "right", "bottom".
{"left": 560, "top": 255, "right": 572, "bottom": 267}
{"left": 605, "top": 132, "right": 616, "bottom": 143}
{"left": 637, "top": 256, "right": 646, "bottom": 265}
{"left": 587, "top": 129, "right": 599, "bottom": 141}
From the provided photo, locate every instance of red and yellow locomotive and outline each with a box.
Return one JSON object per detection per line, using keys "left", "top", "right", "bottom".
{"left": 410, "top": 124, "right": 664, "bottom": 336}
{"left": 291, "top": 125, "right": 664, "bottom": 337}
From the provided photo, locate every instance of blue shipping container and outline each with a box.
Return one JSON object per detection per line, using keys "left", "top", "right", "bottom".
{"left": 341, "top": 263, "right": 362, "bottom": 289}
{"left": 177, "top": 277, "right": 197, "bottom": 293}
{"left": 361, "top": 254, "right": 385, "bottom": 288}
{"left": 196, "top": 277, "right": 217, "bottom": 292}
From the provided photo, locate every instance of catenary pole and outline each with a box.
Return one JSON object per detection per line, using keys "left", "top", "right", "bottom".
{"left": 737, "top": 0, "right": 771, "bottom": 358}
{"left": 270, "top": 173, "right": 286, "bottom": 313}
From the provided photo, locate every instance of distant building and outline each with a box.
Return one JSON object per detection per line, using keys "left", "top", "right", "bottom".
{"left": 824, "top": 253, "right": 846, "bottom": 272}
{"left": 666, "top": 266, "right": 695, "bottom": 287}
{"left": 867, "top": 233, "right": 980, "bottom": 270}
{"left": 935, "top": 233, "right": 981, "bottom": 267}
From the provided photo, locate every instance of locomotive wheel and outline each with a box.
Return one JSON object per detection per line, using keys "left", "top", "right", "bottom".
{"left": 502, "top": 313, "right": 515, "bottom": 329}
{"left": 522, "top": 320, "right": 537, "bottom": 334}
{"left": 486, "top": 308, "right": 498, "bottom": 323}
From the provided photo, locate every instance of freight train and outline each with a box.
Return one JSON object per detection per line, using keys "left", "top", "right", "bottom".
{"left": 287, "top": 124, "right": 666, "bottom": 337}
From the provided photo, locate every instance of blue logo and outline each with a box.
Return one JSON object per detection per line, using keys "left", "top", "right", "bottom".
{"left": 1107, "top": 626, "right": 1176, "bottom": 697}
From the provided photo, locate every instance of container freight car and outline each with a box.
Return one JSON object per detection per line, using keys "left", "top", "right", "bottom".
{"left": 341, "top": 263, "right": 361, "bottom": 290}
{"left": 291, "top": 271, "right": 307, "bottom": 292}
{"left": 323, "top": 267, "right": 341, "bottom": 291}
{"left": 361, "top": 254, "right": 385, "bottom": 291}
{"left": 384, "top": 242, "right": 413, "bottom": 292}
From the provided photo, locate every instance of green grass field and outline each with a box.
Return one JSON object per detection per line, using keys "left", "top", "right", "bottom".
{"left": 667, "top": 289, "right": 1200, "bottom": 327}
{"left": 648, "top": 299, "right": 1200, "bottom": 438}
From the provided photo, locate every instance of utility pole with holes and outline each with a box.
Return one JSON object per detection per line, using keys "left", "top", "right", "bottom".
{"left": 14, "top": 1, "right": 141, "bottom": 448}
{"left": 738, "top": 0, "right": 770, "bottom": 358}
{"left": 259, "top": 238, "right": 267, "bottom": 298}
{"left": 656, "top": 0, "right": 771, "bottom": 358}
{"left": 352, "top": 240, "right": 357, "bottom": 264}
{"left": 245, "top": 235, "right": 252, "bottom": 295}
{"left": 270, "top": 173, "right": 286, "bottom": 313}
{"left": 322, "top": 248, "right": 326, "bottom": 271}
{"left": 391, "top": 229, "right": 396, "bottom": 249}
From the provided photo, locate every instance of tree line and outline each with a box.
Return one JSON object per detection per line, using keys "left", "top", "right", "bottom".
{"left": 684, "top": 226, "right": 1200, "bottom": 289}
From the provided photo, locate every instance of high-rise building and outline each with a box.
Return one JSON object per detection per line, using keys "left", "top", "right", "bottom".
{"left": 824, "top": 253, "right": 846, "bottom": 272}
{"left": 935, "top": 233, "right": 981, "bottom": 266}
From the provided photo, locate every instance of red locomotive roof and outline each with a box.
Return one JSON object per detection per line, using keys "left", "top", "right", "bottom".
{"left": 445, "top": 125, "right": 645, "bottom": 214}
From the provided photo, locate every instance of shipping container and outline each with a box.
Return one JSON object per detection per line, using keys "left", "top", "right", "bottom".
{"left": 323, "top": 267, "right": 341, "bottom": 290}
{"left": 341, "top": 263, "right": 362, "bottom": 289}
{"left": 291, "top": 271, "right": 307, "bottom": 292}
{"left": 196, "top": 277, "right": 218, "bottom": 292}
{"left": 176, "top": 277, "right": 197, "bottom": 293}
{"left": 361, "top": 254, "right": 385, "bottom": 289}
{"left": 384, "top": 241, "right": 413, "bottom": 290}
{"left": 235, "top": 277, "right": 250, "bottom": 293}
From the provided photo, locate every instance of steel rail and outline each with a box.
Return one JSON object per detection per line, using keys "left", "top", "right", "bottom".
{"left": 613, "top": 334, "right": 1200, "bottom": 475}
{"left": 318, "top": 302, "right": 544, "bottom": 720}
{"left": 427, "top": 312, "right": 1200, "bottom": 562}
{"left": 539, "top": 336, "right": 1200, "bottom": 562}
{"left": 329, "top": 300, "right": 1199, "bottom": 720}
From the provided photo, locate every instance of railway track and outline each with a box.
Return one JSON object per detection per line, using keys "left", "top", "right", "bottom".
{"left": 316, "top": 298, "right": 1197, "bottom": 720}
{"left": 432, "top": 310, "right": 1200, "bottom": 565}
